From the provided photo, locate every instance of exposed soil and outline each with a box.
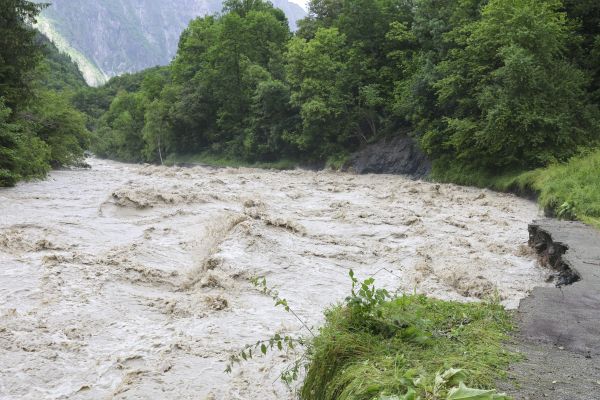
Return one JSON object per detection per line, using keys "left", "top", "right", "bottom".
{"left": 0, "top": 158, "right": 550, "bottom": 399}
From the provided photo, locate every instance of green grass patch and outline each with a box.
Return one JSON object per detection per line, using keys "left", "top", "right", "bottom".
{"left": 301, "top": 294, "right": 516, "bottom": 400}
{"left": 164, "top": 152, "right": 299, "bottom": 170}
{"left": 522, "top": 150, "right": 600, "bottom": 229}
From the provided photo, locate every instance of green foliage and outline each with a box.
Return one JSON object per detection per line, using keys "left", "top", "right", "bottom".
{"left": 286, "top": 27, "right": 353, "bottom": 157}
{"left": 76, "top": 0, "right": 600, "bottom": 216}
{"left": 430, "top": 149, "right": 600, "bottom": 230}
{"left": 27, "top": 90, "right": 90, "bottom": 167}
{"left": 0, "top": 0, "right": 45, "bottom": 109}
{"left": 0, "top": 98, "right": 52, "bottom": 186}
{"left": 88, "top": 0, "right": 416, "bottom": 164}
{"left": 378, "top": 369, "right": 509, "bottom": 400}
{"left": 524, "top": 150, "right": 600, "bottom": 229}
{"left": 0, "top": 100, "right": 22, "bottom": 186}
{"left": 165, "top": 152, "right": 298, "bottom": 170}
{"left": 421, "top": 0, "right": 598, "bottom": 172}
{"left": 0, "top": 1, "right": 89, "bottom": 186}
{"left": 92, "top": 90, "right": 147, "bottom": 161}
{"left": 346, "top": 269, "right": 390, "bottom": 321}
{"left": 228, "top": 273, "right": 513, "bottom": 400}
{"left": 35, "top": 33, "right": 87, "bottom": 92}
{"left": 89, "top": 0, "right": 295, "bottom": 163}
{"left": 302, "top": 282, "right": 516, "bottom": 400}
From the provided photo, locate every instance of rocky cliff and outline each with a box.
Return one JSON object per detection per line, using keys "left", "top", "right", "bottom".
{"left": 344, "top": 136, "right": 431, "bottom": 179}
{"left": 35, "top": 0, "right": 306, "bottom": 86}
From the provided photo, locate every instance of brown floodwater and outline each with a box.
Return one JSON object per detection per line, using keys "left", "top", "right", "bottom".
{"left": 0, "top": 158, "right": 549, "bottom": 399}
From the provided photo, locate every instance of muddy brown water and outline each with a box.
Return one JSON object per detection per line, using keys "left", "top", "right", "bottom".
{"left": 0, "top": 158, "right": 550, "bottom": 399}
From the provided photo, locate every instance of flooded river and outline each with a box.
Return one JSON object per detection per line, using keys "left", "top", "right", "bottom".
{"left": 0, "top": 158, "right": 549, "bottom": 399}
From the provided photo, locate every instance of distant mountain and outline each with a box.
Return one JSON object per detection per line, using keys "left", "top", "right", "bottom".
{"left": 35, "top": 0, "right": 307, "bottom": 86}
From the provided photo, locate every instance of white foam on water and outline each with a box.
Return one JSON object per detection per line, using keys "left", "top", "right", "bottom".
{"left": 0, "top": 158, "right": 549, "bottom": 399}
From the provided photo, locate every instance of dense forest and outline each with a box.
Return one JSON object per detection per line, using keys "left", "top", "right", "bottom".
{"left": 2, "top": 0, "right": 600, "bottom": 198}
{"left": 0, "top": 0, "right": 89, "bottom": 186}
{"left": 76, "top": 0, "right": 600, "bottom": 177}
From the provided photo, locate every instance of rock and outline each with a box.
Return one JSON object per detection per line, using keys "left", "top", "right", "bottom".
{"left": 343, "top": 135, "right": 431, "bottom": 178}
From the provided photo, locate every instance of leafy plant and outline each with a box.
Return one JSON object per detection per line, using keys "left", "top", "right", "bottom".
{"left": 224, "top": 276, "right": 312, "bottom": 386}
{"left": 556, "top": 201, "right": 577, "bottom": 220}
{"left": 346, "top": 269, "right": 391, "bottom": 320}
{"left": 301, "top": 288, "right": 516, "bottom": 400}
{"left": 225, "top": 272, "right": 394, "bottom": 385}
{"left": 378, "top": 368, "right": 509, "bottom": 399}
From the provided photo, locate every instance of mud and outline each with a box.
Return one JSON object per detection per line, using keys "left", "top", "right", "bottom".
{"left": 0, "top": 158, "right": 549, "bottom": 399}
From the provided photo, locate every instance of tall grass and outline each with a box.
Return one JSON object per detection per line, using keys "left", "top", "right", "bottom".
{"left": 301, "top": 295, "right": 516, "bottom": 400}
{"left": 525, "top": 150, "right": 600, "bottom": 229}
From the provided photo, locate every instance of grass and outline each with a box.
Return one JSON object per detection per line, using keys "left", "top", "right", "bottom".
{"left": 164, "top": 152, "right": 299, "bottom": 170}
{"left": 325, "top": 152, "right": 351, "bottom": 170}
{"left": 522, "top": 151, "right": 600, "bottom": 229}
{"left": 301, "top": 295, "right": 516, "bottom": 400}
{"left": 431, "top": 149, "right": 600, "bottom": 230}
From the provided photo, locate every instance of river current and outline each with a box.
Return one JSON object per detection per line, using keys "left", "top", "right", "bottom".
{"left": 0, "top": 158, "right": 549, "bottom": 399}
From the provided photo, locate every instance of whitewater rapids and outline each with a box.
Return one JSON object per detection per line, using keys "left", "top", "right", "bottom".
{"left": 0, "top": 158, "right": 549, "bottom": 399}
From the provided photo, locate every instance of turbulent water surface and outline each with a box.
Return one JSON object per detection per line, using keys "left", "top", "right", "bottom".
{"left": 0, "top": 159, "right": 549, "bottom": 399}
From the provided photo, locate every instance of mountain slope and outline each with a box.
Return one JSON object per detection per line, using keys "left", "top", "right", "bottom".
{"left": 35, "top": 0, "right": 306, "bottom": 86}
{"left": 35, "top": 32, "right": 88, "bottom": 91}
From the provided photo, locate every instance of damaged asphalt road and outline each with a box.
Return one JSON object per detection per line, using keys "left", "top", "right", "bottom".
{"left": 499, "top": 220, "right": 600, "bottom": 399}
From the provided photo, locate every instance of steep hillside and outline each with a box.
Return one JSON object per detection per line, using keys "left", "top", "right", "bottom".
{"left": 35, "top": 33, "right": 87, "bottom": 91}
{"left": 35, "top": 0, "right": 306, "bottom": 86}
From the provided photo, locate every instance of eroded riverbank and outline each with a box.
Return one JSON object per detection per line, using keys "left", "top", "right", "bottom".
{"left": 0, "top": 158, "right": 550, "bottom": 399}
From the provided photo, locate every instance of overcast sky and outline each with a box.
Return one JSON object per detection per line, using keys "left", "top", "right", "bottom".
{"left": 289, "top": 0, "right": 308, "bottom": 11}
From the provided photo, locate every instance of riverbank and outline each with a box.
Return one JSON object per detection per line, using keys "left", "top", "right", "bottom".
{"left": 299, "top": 219, "right": 600, "bottom": 400}
{"left": 165, "top": 152, "right": 302, "bottom": 170}
{"left": 301, "top": 293, "right": 516, "bottom": 400}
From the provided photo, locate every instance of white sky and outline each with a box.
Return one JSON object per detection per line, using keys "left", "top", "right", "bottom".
{"left": 289, "top": 0, "right": 309, "bottom": 11}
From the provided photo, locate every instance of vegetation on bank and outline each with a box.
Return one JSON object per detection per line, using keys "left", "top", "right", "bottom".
{"left": 74, "top": 0, "right": 599, "bottom": 171}
{"left": 4, "top": 0, "right": 596, "bottom": 396}
{"left": 302, "top": 296, "right": 514, "bottom": 400}
{"left": 236, "top": 273, "right": 515, "bottom": 399}
{"left": 164, "top": 152, "right": 299, "bottom": 170}
{"left": 5, "top": 0, "right": 598, "bottom": 229}
{"left": 431, "top": 149, "right": 600, "bottom": 230}
{"left": 0, "top": 0, "right": 90, "bottom": 187}
{"left": 527, "top": 150, "right": 600, "bottom": 229}
{"left": 64, "top": 0, "right": 600, "bottom": 229}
